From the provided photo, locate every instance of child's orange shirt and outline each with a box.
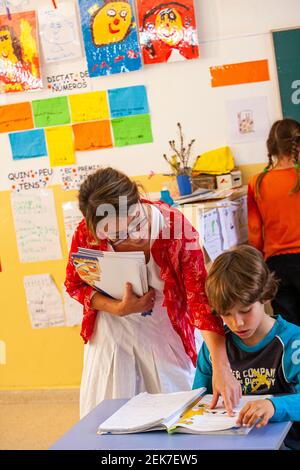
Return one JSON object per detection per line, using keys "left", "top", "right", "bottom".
{"left": 248, "top": 168, "right": 300, "bottom": 259}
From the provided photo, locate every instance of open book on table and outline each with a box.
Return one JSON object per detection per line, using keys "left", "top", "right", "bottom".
{"left": 71, "top": 247, "right": 148, "bottom": 299}
{"left": 97, "top": 388, "right": 272, "bottom": 435}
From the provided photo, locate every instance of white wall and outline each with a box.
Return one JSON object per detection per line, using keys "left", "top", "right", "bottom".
{"left": 1, "top": 0, "right": 300, "bottom": 190}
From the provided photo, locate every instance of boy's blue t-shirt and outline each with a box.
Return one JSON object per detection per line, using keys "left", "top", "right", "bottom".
{"left": 193, "top": 316, "right": 300, "bottom": 449}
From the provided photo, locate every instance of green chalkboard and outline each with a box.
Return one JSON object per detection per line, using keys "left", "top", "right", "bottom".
{"left": 272, "top": 27, "right": 300, "bottom": 121}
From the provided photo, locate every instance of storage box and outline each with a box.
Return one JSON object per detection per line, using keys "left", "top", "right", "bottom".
{"left": 216, "top": 173, "right": 232, "bottom": 190}
{"left": 231, "top": 170, "right": 242, "bottom": 188}
{"left": 192, "top": 174, "right": 216, "bottom": 191}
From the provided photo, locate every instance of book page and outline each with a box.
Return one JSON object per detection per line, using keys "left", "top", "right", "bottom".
{"left": 98, "top": 389, "right": 205, "bottom": 433}
{"left": 173, "top": 394, "right": 272, "bottom": 434}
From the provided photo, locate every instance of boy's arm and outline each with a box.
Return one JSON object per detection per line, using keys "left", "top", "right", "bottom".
{"left": 269, "top": 336, "right": 300, "bottom": 422}
{"left": 192, "top": 342, "right": 213, "bottom": 393}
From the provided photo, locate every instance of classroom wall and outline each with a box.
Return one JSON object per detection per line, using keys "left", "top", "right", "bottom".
{"left": 1, "top": 0, "right": 299, "bottom": 389}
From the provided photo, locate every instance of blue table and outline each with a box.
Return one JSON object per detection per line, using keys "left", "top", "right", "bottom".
{"left": 50, "top": 399, "right": 292, "bottom": 450}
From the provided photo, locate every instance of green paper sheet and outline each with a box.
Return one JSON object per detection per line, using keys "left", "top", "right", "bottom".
{"left": 32, "top": 97, "right": 70, "bottom": 128}
{"left": 111, "top": 114, "right": 153, "bottom": 147}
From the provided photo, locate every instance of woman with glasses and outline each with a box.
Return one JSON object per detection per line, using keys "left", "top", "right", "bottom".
{"left": 65, "top": 167, "right": 241, "bottom": 418}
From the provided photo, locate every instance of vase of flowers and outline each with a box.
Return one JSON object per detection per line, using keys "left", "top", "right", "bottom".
{"left": 163, "top": 123, "right": 195, "bottom": 196}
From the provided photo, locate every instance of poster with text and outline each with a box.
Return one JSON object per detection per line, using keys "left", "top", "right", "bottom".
{"left": 0, "top": 10, "right": 43, "bottom": 93}
{"left": 78, "top": 0, "right": 142, "bottom": 77}
{"left": 136, "top": 0, "right": 199, "bottom": 64}
{"left": 38, "top": 1, "right": 82, "bottom": 63}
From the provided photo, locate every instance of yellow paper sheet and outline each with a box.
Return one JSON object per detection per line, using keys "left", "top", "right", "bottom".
{"left": 45, "top": 126, "right": 75, "bottom": 167}
{"left": 69, "top": 91, "right": 110, "bottom": 122}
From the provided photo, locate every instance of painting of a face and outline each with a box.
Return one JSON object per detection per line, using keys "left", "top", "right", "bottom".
{"left": 0, "top": 29, "right": 18, "bottom": 62}
{"left": 92, "top": 1, "right": 133, "bottom": 46}
{"left": 155, "top": 8, "right": 183, "bottom": 46}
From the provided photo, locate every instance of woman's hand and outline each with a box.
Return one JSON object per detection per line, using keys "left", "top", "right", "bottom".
{"left": 237, "top": 400, "right": 275, "bottom": 428}
{"left": 117, "top": 283, "right": 156, "bottom": 316}
{"left": 210, "top": 363, "right": 242, "bottom": 416}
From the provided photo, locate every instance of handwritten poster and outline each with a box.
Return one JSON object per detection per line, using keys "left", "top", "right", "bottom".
{"left": 23, "top": 274, "right": 65, "bottom": 328}
{"left": 0, "top": 102, "right": 33, "bottom": 133}
{"left": 69, "top": 90, "right": 109, "bottom": 122}
{"left": 11, "top": 190, "right": 62, "bottom": 263}
{"left": 78, "top": 0, "right": 142, "bottom": 77}
{"left": 45, "top": 125, "right": 75, "bottom": 167}
{"left": 32, "top": 96, "right": 70, "bottom": 127}
{"left": 59, "top": 165, "right": 101, "bottom": 190}
{"left": 0, "top": 10, "right": 42, "bottom": 93}
{"left": 9, "top": 129, "right": 47, "bottom": 160}
{"left": 46, "top": 69, "right": 90, "bottom": 93}
{"left": 137, "top": 0, "right": 199, "bottom": 64}
{"left": 108, "top": 85, "right": 149, "bottom": 118}
{"left": 62, "top": 285, "right": 82, "bottom": 326}
{"left": 8, "top": 168, "right": 54, "bottom": 192}
{"left": 38, "top": 0, "right": 82, "bottom": 63}
{"left": 112, "top": 114, "right": 153, "bottom": 146}
{"left": 62, "top": 201, "right": 83, "bottom": 250}
{"left": 73, "top": 120, "right": 113, "bottom": 150}
{"left": 226, "top": 96, "right": 270, "bottom": 144}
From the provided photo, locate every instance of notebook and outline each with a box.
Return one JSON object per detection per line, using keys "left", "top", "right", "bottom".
{"left": 97, "top": 389, "right": 272, "bottom": 435}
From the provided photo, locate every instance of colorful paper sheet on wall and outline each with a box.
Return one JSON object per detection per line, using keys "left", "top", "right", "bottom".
{"left": 11, "top": 189, "right": 62, "bottom": 263}
{"left": 210, "top": 60, "right": 270, "bottom": 87}
{"left": 0, "top": 102, "right": 33, "bottom": 133}
{"left": 32, "top": 96, "right": 70, "bottom": 127}
{"left": 62, "top": 201, "right": 83, "bottom": 250}
{"left": 59, "top": 164, "right": 101, "bottom": 190}
{"left": 136, "top": 0, "right": 199, "bottom": 64}
{"left": 9, "top": 129, "right": 47, "bottom": 160}
{"left": 38, "top": 0, "right": 82, "bottom": 63}
{"left": 73, "top": 120, "right": 113, "bottom": 150}
{"left": 45, "top": 125, "right": 75, "bottom": 167}
{"left": 108, "top": 85, "right": 149, "bottom": 118}
{"left": 0, "top": 10, "right": 43, "bottom": 93}
{"left": 8, "top": 168, "right": 54, "bottom": 191}
{"left": 23, "top": 274, "right": 65, "bottom": 328}
{"left": 69, "top": 91, "right": 109, "bottom": 122}
{"left": 112, "top": 114, "right": 153, "bottom": 146}
{"left": 46, "top": 69, "right": 90, "bottom": 93}
{"left": 78, "top": 0, "right": 142, "bottom": 77}
{"left": 225, "top": 96, "right": 270, "bottom": 144}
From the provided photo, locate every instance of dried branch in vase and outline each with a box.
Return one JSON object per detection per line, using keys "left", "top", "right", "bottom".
{"left": 163, "top": 123, "right": 196, "bottom": 175}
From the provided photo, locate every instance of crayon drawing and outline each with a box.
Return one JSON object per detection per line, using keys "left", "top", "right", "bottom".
{"left": 136, "top": 0, "right": 199, "bottom": 64}
{"left": 0, "top": 10, "right": 42, "bottom": 93}
{"left": 78, "top": 0, "right": 142, "bottom": 77}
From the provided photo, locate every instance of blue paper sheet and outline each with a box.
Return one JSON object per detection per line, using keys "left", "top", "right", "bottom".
{"left": 108, "top": 85, "right": 149, "bottom": 118}
{"left": 9, "top": 129, "right": 47, "bottom": 160}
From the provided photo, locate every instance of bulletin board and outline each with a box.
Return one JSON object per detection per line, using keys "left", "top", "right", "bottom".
{"left": 272, "top": 26, "right": 300, "bottom": 121}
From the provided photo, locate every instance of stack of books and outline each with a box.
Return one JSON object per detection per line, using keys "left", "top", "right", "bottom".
{"left": 71, "top": 247, "right": 148, "bottom": 300}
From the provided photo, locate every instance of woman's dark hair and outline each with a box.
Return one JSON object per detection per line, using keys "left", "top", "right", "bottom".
{"left": 78, "top": 167, "right": 142, "bottom": 241}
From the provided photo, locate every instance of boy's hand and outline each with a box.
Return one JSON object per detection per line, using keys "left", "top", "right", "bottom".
{"left": 237, "top": 400, "right": 275, "bottom": 428}
{"left": 210, "top": 364, "right": 242, "bottom": 416}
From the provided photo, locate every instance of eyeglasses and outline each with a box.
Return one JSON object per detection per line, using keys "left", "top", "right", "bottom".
{"left": 107, "top": 203, "right": 149, "bottom": 247}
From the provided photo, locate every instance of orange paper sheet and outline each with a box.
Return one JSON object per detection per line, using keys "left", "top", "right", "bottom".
{"left": 210, "top": 60, "right": 270, "bottom": 87}
{"left": 0, "top": 102, "right": 33, "bottom": 133}
{"left": 73, "top": 121, "right": 113, "bottom": 151}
